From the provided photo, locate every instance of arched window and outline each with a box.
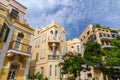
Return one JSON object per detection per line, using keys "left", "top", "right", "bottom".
{"left": 50, "top": 30, "right": 53, "bottom": 35}
{"left": 55, "top": 30, "right": 58, "bottom": 40}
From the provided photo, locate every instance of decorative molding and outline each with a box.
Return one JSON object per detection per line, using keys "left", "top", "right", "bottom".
{"left": 2, "top": 61, "right": 26, "bottom": 70}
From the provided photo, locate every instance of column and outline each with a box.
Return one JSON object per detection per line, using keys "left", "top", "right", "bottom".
{"left": 0, "top": 25, "right": 14, "bottom": 72}
{"left": 24, "top": 57, "right": 30, "bottom": 80}
{"left": 52, "top": 43, "right": 56, "bottom": 55}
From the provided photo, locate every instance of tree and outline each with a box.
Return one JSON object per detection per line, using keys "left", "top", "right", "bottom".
{"left": 84, "top": 40, "right": 120, "bottom": 80}
{"left": 59, "top": 52, "right": 85, "bottom": 80}
{"left": 104, "top": 36, "right": 120, "bottom": 79}
{"left": 84, "top": 42, "right": 108, "bottom": 80}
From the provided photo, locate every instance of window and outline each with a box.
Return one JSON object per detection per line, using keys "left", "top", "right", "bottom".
{"left": 112, "top": 34, "right": 116, "bottom": 38}
{"left": 77, "top": 45, "right": 80, "bottom": 51}
{"left": 103, "top": 34, "right": 106, "bottom": 37}
{"left": 99, "top": 33, "right": 102, "bottom": 37}
{"left": 7, "top": 64, "right": 17, "bottom": 79}
{"left": 40, "top": 67, "right": 44, "bottom": 74}
{"left": 36, "top": 53, "right": 39, "bottom": 61}
{"left": 107, "top": 34, "right": 110, "bottom": 37}
{"left": 101, "top": 41, "right": 104, "bottom": 46}
{"left": 55, "top": 65, "right": 58, "bottom": 77}
{"left": 98, "top": 29, "right": 101, "bottom": 31}
{"left": 81, "top": 46, "right": 82, "bottom": 52}
{"left": 40, "top": 49, "right": 45, "bottom": 58}
{"left": 87, "top": 73, "right": 92, "bottom": 78}
{"left": 84, "top": 36, "right": 85, "bottom": 39}
{"left": 49, "top": 65, "right": 52, "bottom": 77}
{"left": 10, "top": 9, "right": 19, "bottom": 20}
{"left": 87, "top": 31, "right": 90, "bottom": 35}
{"left": 105, "top": 41, "right": 109, "bottom": 45}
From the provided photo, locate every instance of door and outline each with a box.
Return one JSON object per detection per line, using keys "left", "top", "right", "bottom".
{"left": 7, "top": 64, "right": 18, "bottom": 80}
{"left": 15, "top": 37, "right": 21, "bottom": 50}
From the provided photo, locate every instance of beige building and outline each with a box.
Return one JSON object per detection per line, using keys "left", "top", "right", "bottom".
{"left": 0, "top": 0, "right": 34, "bottom": 79}
{"left": 30, "top": 20, "right": 66, "bottom": 80}
{"left": 67, "top": 38, "right": 83, "bottom": 54}
{"left": 78, "top": 24, "right": 120, "bottom": 80}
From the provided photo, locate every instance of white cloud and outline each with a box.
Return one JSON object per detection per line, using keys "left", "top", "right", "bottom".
{"left": 17, "top": 0, "right": 120, "bottom": 39}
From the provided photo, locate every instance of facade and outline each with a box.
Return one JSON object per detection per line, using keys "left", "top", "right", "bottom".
{"left": 67, "top": 38, "right": 83, "bottom": 54}
{"left": 0, "top": 0, "right": 34, "bottom": 80}
{"left": 30, "top": 20, "right": 66, "bottom": 80}
{"left": 78, "top": 24, "right": 120, "bottom": 80}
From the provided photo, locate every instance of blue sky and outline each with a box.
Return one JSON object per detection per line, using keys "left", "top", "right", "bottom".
{"left": 17, "top": 0, "right": 120, "bottom": 39}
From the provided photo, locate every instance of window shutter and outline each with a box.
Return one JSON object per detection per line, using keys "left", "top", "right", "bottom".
{"left": 3, "top": 27, "right": 10, "bottom": 42}
{"left": 0, "top": 23, "right": 5, "bottom": 34}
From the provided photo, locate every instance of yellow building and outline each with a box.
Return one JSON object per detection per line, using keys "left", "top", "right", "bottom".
{"left": 78, "top": 24, "right": 120, "bottom": 80}
{"left": 30, "top": 20, "right": 66, "bottom": 80}
{"left": 0, "top": 0, "right": 34, "bottom": 80}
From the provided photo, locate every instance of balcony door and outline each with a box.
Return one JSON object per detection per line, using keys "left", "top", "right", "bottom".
{"left": 15, "top": 37, "right": 21, "bottom": 50}
{"left": 7, "top": 64, "right": 18, "bottom": 80}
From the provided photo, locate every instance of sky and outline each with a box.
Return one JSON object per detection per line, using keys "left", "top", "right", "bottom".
{"left": 17, "top": 0, "right": 120, "bottom": 40}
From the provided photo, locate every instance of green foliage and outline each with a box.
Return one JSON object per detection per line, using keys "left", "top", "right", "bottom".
{"left": 106, "top": 36, "right": 120, "bottom": 66}
{"left": 26, "top": 73, "right": 48, "bottom": 80}
{"left": 59, "top": 52, "right": 85, "bottom": 80}
{"left": 84, "top": 42, "right": 103, "bottom": 66}
{"left": 84, "top": 42, "right": 110, "bottom": 79}
{"left": 84, "top": 37, "right": 120, "bottom": 79}
{"left": 110, "top": 29, "right": 118, "bottom": 33}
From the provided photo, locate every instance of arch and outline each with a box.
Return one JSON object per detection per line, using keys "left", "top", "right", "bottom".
{"left": 50, "top": 30, "right": 53, "bottom": 35}
{"left": 55, "top": 30, "right": 58, "bottom": 40}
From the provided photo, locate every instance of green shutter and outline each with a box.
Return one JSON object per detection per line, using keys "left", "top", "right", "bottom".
{"left": 0, "top": 23, "right": 5, "bottom": 35}
{"left": 3, "top": 27, "right": 10, "bottom": 42}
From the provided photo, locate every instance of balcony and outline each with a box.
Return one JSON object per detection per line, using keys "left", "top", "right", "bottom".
{"left": 8, "top": 41, "right": 31, "bottom": 56}
{"left": 100, "top": 36, "right": 113, "bottom": 40}
{"left": 102, "top": 45, "right": 114, "bottom": 48}
{"left": 48, "top": 55, "right": 60, "bottom": 60}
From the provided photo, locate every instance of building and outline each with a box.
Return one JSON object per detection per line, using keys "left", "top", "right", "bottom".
{"left": 30, "top": 20, "right": 66, "bottom": 80}
{"left": 78, "top": 24, "right": 120, "bottom": 80}
{"left": 67, "top": 38, "right": 83, "bottom": 54}
{"left": 0, "top": 0, "right": 34, "bottom": 79}
{"left": 67, "top": 38, "right": 87, "bottom": 80}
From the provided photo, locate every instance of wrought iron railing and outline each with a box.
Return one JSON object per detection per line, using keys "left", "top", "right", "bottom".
{"left": 48, "top": 55, "right": 60, "bottom": 60}
{"left": 8, "top": 40, "right": 32, "bottom": 54}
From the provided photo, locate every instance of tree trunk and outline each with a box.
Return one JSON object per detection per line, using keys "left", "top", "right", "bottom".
{"left": 103, "top": 74, "right": 107, "bottom": 80}
{"left": 78, "top": 72, "right": 81, "bottom": 80}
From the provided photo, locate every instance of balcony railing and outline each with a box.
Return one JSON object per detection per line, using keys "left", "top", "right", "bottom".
{"left": 102, "top": 45, "right": 114, "bottom": 48}
{"left": 48, "top": 36, "right": 60, "bottom": 42}
{"left": 100, "top": 36, "right": 113, "bottom": 40}
{"left": 8, "top": 40, "right": 31, "bottom": 54}
{"left": 48, "top": 55, "right": 60, "bottom": 60}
